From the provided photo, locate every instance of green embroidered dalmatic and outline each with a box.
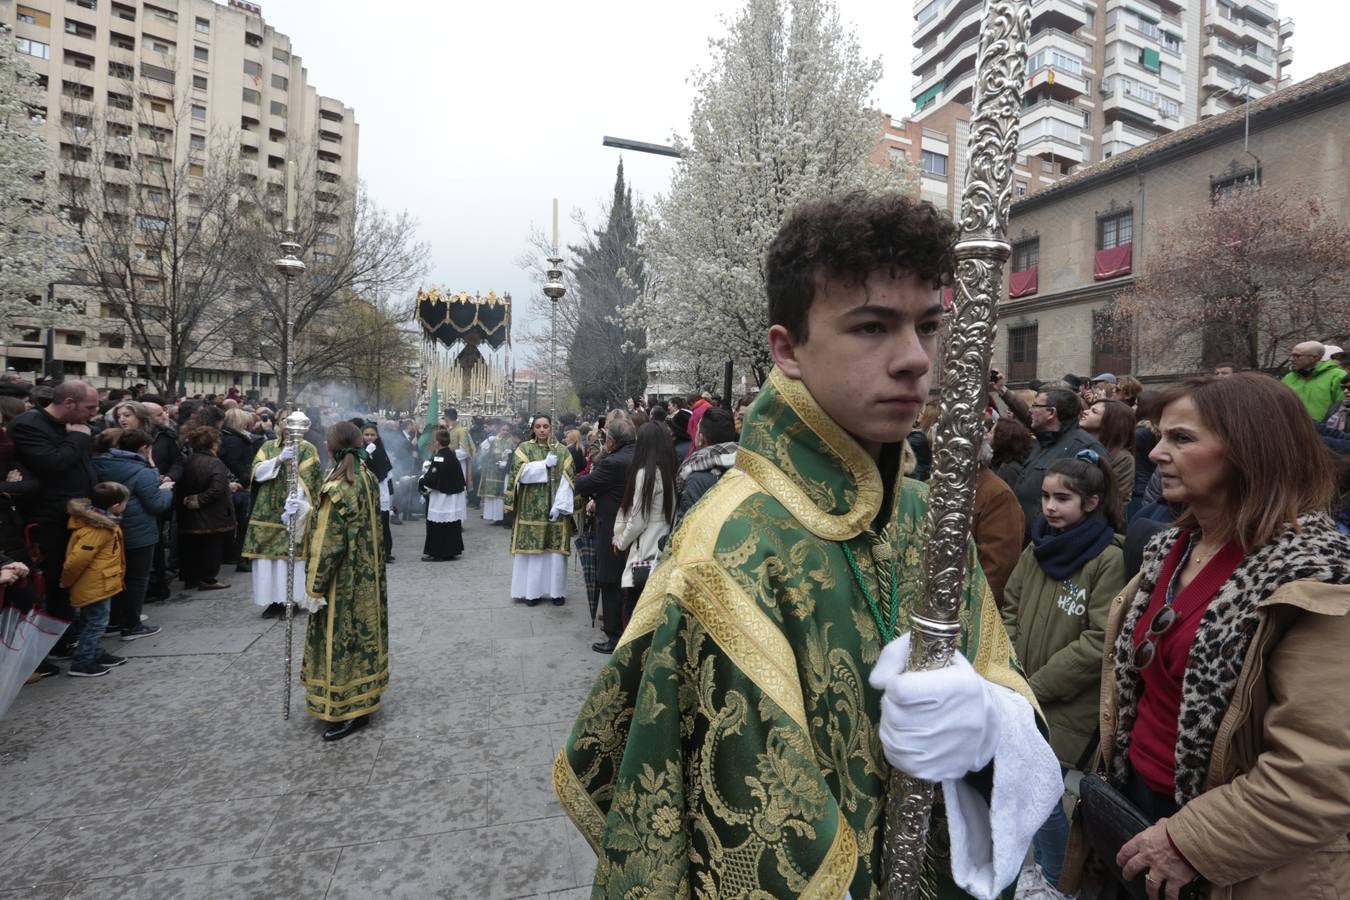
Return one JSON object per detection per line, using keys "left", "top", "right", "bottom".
{"left": 301, "top": 466, "right": 389, "bottom": 722}
{"left": 239, "top": 438, "right": 322, "bottom": 560}
{"left": 506, "top": 438, "right": 575, "bottom": 556}
{"left": 555, "top": 368, "right": 1036, "bottom": 899}
{"left": 478, "top": 436, "right": 515, "bottom": 500}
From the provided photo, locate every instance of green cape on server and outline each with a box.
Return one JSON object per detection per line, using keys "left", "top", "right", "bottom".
{"left": 554, "top": 368, "right": 1037, "bottom": 898}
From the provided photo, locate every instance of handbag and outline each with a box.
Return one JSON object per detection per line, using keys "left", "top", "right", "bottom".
{"left": 629, "top": 556, "right": 655, "bottom": 593}
{"left": 1078, "top": 774, "right": 1205, "bottom": 900}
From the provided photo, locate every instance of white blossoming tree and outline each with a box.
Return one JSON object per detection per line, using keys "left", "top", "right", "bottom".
{"left": 0, "top": 25, "right": 67, "bottom": 337}
{"left": 644, "top": 0, "right": 910, "bottom": 384}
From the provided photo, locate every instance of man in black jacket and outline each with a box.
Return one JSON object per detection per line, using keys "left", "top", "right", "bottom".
{"left": 9, "top": 379, "right": 99, "bottom": 649}
{"left": 574, "top": 417, "right": 636, "bottom": 654}
{"left": 1011, "top": 387, "right": 1106, "bottom": 540}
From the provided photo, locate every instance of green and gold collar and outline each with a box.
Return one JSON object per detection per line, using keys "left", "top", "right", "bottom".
{"left": 735, "top": 368, "right": 904, "bottom": 542}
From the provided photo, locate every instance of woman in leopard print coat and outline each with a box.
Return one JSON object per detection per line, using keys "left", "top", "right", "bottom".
{"left": 1062, "top": 373, "right": 1350, "bottom": 900}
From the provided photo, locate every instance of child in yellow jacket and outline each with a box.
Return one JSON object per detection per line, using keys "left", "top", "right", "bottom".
{"left": 61, "top": 483, "right": 130, "bottom": 678}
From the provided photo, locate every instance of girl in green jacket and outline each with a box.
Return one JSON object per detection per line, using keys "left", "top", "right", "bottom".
{"left": 1004, "top": 449, "right": 1127, "bottom": 897}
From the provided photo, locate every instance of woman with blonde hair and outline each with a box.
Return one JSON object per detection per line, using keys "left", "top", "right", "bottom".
{"left": 301, "top": 421, "right": 388, "bottom": 741}
{"left": 1064, "top": 373, "right": 1350, "bottom": 899}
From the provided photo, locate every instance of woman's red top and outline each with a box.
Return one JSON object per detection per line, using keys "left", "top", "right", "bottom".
{"left": 1129, "top": 530, "right": 1245, "bottom": 795}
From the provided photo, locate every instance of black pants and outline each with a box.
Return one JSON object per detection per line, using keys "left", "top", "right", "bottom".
{"left": 34, "top": 518, "right": 74, "bottom": 621}
{"left": 380, "top": 510, "right": 392, "bottom": 559}
{"left": 180, "top": 532, "right": 227, "bottom": 586}
{"left": 599, "top": 580, "right": 623, "bottom": 640}
{"left": 228, "top": 490, "right": 251, "bottom": 563}
{"left": 111, "top": 544, "right": 154, "bottom": 629}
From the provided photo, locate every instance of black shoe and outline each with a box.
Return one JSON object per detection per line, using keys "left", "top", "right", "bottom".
{"left": 421, "top": 555, "right": 437, "bottom": 562}
{"left": 97, "top": 652, "right": 128, "bottom": 667}
{"left": 35, "top": 660, "right": 60, "bottom": 679}
{"left": 261, "top": 602, "right": 285, "bottom": 619}
{"left": 551, "top": 597, "right": 565, "bottom": 606}
{"left": 525, "top": 597, "right": 541, "bottom": 607}
{"left": 68, "top": 660, "right": 111, "bottom": 678}
{"left": 48, "top": 644, "right": 74, "bottom": 661}
{"left": 591, "top": 638, "right": 617, "bottom": 655}
{"left": 385, "top": 555, "right": 395, "bottom": 564}
{"left": 235, "top": 560, "right": 253, "bottom": 573}
{"left": 321, "top": 714, "right": 369, "bottom": 742}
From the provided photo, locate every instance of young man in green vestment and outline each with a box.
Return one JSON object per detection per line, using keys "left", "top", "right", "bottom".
{"left": 555, "top": 193, "right": 1062, "bottom": 898}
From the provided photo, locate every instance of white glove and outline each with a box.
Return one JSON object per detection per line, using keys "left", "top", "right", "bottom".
{"left": 365, "top": 442, "right": 377, "bottom": 454}
{"left": 549, "top": 509, "right": 561, "bottom": 522}
{"left": 868, "top": 632, "right": 1002, "bottom": 782}
{"left": 277, "top": 445, "right": 295, "bottom": 462}
{"left": 544, "top": 453, "right": 558, "bottom": 468}
{"left": 498, "top": 460, "right": 508, "bottom": 469}
{"left": 282, "top": 494, "right": 306, "bottom": 525}
{"left": 159, "top": 480, "right": 175, "bottom": 491}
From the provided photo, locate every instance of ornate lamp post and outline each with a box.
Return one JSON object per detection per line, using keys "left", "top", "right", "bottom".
{"left": 543, "top": 256, "right": 565, "bottom": 422}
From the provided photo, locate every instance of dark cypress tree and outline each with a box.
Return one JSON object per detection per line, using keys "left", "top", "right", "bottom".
{"left": 565, "top": 160, "right": 649, "bottom": 412}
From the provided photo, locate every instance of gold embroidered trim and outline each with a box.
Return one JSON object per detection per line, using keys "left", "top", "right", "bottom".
{"left": 622, "top": 474, "right": 760, "bottom": 648}
{"left": 800, "top": 815, "right": 859, "bottom": 900}
{"left": 767, "top": 367, "right": 882, "bottom": 534}
{"left": 970, "top": 563, "right": 1040, "bottom": 713}
{"left": 553, "top": 750, "right": 606, "bottom": 854}
{"left": 738, "top": 447, "right": 871, "bottom": 542}
{"left": 678, "top": 561, "right": 808, "bottom": 732}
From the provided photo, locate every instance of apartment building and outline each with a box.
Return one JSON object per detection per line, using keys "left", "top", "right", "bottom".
{"left": 908, "top": 0, "right": 1292, "bottom": 190}
{"left": 4, "top": 0, "right": 358, "bottom": 394}
{"left": 991, "top": 62, "right": 1349, "bottom": 383}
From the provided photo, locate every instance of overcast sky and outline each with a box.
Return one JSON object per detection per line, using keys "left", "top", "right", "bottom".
{"left": 258, "top": 0, "right": 1346, "bottom": 340}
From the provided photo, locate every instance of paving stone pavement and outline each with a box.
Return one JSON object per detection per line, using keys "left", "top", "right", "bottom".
{"left": 1, "top": 512, "right": 607, "bottom": 900}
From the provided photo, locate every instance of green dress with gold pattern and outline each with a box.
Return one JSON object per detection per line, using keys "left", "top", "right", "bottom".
{"left": 239, "top": 438, "right": 322, "bottom": 560}
{"left": 506, "top": 438, "right": 575, "bottom": 556}
{"left": 301, "top": 465, "right": 389, "bottom": 723}
{"left": 555, "top": 368, "right": 1037, "bottom": 899}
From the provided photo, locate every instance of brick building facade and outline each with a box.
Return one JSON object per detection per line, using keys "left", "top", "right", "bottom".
{"left": 993, "top": 61, "right": 1350, "bottom": 384}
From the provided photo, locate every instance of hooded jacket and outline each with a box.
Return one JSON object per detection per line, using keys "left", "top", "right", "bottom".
{"left": 94, "top": 448, "right": 173, "bottom": 550}
{"left": 1281, "top": 358, "right": 1346, "bottom": 422}
{"left": 60, "top": 499, "right": 126, "bottom": 607}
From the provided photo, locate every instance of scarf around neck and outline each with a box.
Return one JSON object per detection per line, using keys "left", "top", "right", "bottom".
{"left": 1030, "top": 512, "right": 1115, "bottom": 580}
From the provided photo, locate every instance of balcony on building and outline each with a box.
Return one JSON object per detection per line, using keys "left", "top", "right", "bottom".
{"left": 913, "top": 0, "right": 983, "bottom": 74}
{"left": 1237, "top": 43, "right": 1277, "bottom": 82}
{"left": 1019, "top": 116, "right": 1085, "bottom": 165}
{"left": 1022, "top": 95, "right": 1090, "bottom": 135}
{"left": 914, "top": 0, "right": 981, "bottom": 46}
{"left": 1101, "top": 118, "right": 1157, "bottom": 156}
{"left": 1030, "top": 0, "right": 1089, "bottom": 34}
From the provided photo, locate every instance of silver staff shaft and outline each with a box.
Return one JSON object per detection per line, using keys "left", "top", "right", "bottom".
{"left": 883, "top": 1, "right": 1031, "bottom": 896}
{"left": 281, "top": 409, "right": 310, "bottom": 720}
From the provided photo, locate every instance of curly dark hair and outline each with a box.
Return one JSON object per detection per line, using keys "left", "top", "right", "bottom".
{"left": 765, "top": 191, "right": 958, "bottom": 342}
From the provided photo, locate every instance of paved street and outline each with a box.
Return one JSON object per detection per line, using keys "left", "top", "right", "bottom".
{"left": 1, "top": 513, "right": 606, "bottom": 899}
